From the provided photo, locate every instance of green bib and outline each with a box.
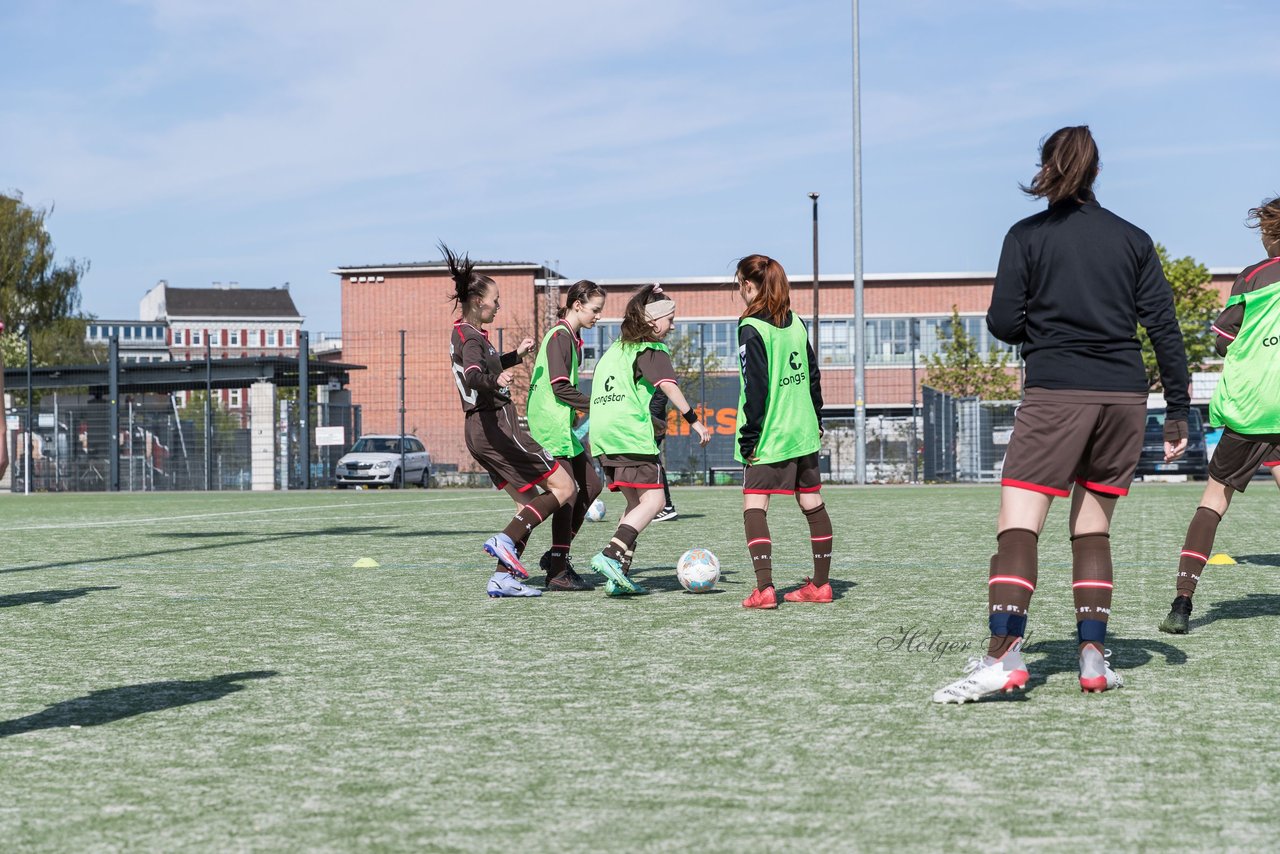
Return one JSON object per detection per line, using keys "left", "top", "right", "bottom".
{"left": 589, "top": 340, "right": 670, "bottom": 456}
{"left": 735, "top": 314, "right": 822, "bottom": 464}
{"left": 1209, "top": 279, "right": 1280, "bottom": 434}
{"left": 527, "top": 323, "right": 583, "bottom": 458}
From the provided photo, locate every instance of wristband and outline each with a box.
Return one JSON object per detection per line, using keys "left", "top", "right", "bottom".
{"left": 682, "top": 409, "right": 699, "bottom": 425}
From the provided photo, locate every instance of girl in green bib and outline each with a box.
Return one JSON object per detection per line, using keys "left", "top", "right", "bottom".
{"left": 526, "top": 280, "right": 607, "bottom": 591}
{"left": 588, "top": 284, "right": 710, "bottom": 596}
{"left": 1160, "top": 197, "right": 1280, "bottom": 633}
{"left": 734, "top": 255, "right": 832, "bottom": 610}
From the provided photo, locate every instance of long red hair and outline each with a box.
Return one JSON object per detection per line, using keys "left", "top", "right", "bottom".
{"left": 737, "top": 254, "right": 790, "bottom": 326}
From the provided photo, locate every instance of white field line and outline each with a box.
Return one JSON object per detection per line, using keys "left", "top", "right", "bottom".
{"left": 8, "top": 495, "right": 497, "bottom": 532}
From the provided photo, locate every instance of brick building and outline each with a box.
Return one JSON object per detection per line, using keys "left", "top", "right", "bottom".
{"left": 335, "top": 262, "right": 1240, "bottom": 472}
{"left": 334, "top": 261, "right": 557, "bottom": 472}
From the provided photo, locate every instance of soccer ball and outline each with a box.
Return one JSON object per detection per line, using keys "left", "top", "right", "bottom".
{"left": 676, "top": 548, "right": 720, "bottom": 593}
{"left": 586, "top": 498, "right": 607, "bottom": 522}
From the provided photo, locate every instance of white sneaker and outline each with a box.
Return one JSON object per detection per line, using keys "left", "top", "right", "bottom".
{"left": 653, "top": 507, "right": 678, "bottom": 522}
{"left": 932, "top": 639, "right": 1029, "bottom": 704}
{"left": 1079, "top": 645, "right": 1122, "bottom": 693}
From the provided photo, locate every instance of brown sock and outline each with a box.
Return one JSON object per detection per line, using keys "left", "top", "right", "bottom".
{"left": 603, "top": 524, "right": 639, "bottom": 563}
{"left": 501, "top": 492, "right": 561, "bottom": 543}
{"left": 571, "top": 494, "right": 589, "bottom": 538}
{"left": 1071, "top": 533, "right": 1113, "bottom": 652}
{"left": 987, "top": 528, "right": 1038, "bottom": 658}
{"left": 802, "top": 503, "right": 833, "bottom": 587}
{"left": 546, "top": 500, "right": 574, "bottom": 578}
{"left": 569, "top": 453, "right": 599, "bottom": 538}
{"left": 744, "top": 508, "right": 773, "bottom": 590}
{"left": 1176, "top": 506, "right": 1222, "bottom": 599}
{"left": 621, "top": 547, "right": 635, "bottom": 576}
{"left": 546, "top": 544, "right": 569, "bottom": 579}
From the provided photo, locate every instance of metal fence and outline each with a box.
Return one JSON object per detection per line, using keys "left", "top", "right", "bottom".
{"left": 3, "top": 327, "right": 1025, "bottom": 490}
{"left": 922, "top": 386, "right": 1018, "bottom": 483}
{"left": 2, "top": 340, "right": 359, "bottom": 493}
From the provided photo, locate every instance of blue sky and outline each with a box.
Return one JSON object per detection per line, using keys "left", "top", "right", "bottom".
{"left": 2, "top": 0, "right": 1277, "bottom": 334}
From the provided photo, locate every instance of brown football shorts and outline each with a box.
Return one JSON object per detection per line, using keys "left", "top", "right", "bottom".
{"left": 1209, "top": 429, "right": 1280, "bottom": 492}
{"left": 597, "top": 453, "right": 663, "bottom": 491}
{"left": 743, "top": 452, "right": 822, "bottom": 495}
{"left": 464, "top": 406, "right": 559, "bottom": 492}
{"left": 1000, "top": 388, "right": 1146, "bottom": 497}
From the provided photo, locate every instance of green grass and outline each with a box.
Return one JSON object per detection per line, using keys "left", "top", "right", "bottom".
{"left": 3, "top": 484, "right": 1280, "bottom": 851}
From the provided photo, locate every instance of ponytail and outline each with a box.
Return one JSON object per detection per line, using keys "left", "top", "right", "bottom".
{"left": 440, "top": 241, "right": 495, "bottom": 309}
{"left": 736, "top": 254, "right": 791, "bottom": 326}
{"left": 1020, "top": 125, "right": 1100, "bottom": 206}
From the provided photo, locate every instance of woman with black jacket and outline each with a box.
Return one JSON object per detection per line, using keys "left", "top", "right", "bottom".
{"left": 934, "top": 126, "right": 1190, "bottom": 703}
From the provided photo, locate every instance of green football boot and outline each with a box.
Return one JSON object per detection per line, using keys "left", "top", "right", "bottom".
{"left": 1159, "top": 595, "right": 1192, "bottom": 634}
{"left": 592, "top": 552, "right": 641, "bottom": 595}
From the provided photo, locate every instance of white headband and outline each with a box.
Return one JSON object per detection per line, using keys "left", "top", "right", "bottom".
{"left": 645, "top": 299, "right": 675, "bottom": 321}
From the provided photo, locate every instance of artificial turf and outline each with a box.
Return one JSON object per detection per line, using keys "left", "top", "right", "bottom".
{"left": 2, "top": 484, "right": 1278, "bottom": 850}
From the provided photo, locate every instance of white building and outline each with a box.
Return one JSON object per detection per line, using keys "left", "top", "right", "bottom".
{"left": 137, "top": 280, "right": 305, "bottom": 413}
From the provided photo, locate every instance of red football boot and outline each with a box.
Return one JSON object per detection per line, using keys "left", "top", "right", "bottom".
{"left": 783, "top": 578, "right": 833, "bottom": 603}
{"left": 742, "top": 586, "right": 778, "bottom": 610}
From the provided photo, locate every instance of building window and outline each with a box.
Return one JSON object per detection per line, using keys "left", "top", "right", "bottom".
{"left": 858, "top": 315, "right": 1017, "bottom": 366}
{"left": 284, "top": 330, "right": 295, "bottom": 347}
{"left": 266, "top": 330, "right": 278, "bottom": 347}
{"left": 192, "top": 329, "right": 203, "bottom": 346}
{"left": 671, "top": 321, "right": 736, "bottom": 365}
{"left": 229, "top": 389, "right": 242, "bottom": 407}
{"left": 229, "top": 329, "right": 240, "bottom": 346}
{"left": 173, "top": 329, "right": 184, "bottom": 346}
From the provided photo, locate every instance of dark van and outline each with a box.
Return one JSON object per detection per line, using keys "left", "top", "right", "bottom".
{"left": 1135, "top": 408, "right": 1208, "bottom": 480}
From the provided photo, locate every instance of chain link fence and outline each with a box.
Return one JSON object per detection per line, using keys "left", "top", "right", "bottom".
{"left": 3, "top": 327, "right": 1027, "bottom": 491}
{"left": 2, "top": 341, "right": 359, "bottom": 493}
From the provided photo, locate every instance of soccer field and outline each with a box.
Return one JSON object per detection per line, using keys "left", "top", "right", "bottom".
{"left": 3, "top": 484, "right": 1279, "bottom": 851}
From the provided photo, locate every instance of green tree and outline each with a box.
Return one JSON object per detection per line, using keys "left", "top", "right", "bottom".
{"left": 923, "top": 308, "right": 1019, "bottom": 399}
{"left": 0, "top": 192, "right": 96, "bottom": 367}
{"left": 665, "top": 328, "right": 722, "bottom": 388}
{"left": 1139, "top": 244, "right": 1219, "bottom": 390}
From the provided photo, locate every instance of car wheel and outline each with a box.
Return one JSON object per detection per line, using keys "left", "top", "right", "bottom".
{"left": 419, "top": 468, "right": 430, "bottom": 488}
{"left": 390, "top": 469, "right": 402, "bottom": 489}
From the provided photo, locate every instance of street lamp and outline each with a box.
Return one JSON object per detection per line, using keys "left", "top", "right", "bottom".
{"left": 809, "top": 192, "right": 820, "bottom": 357}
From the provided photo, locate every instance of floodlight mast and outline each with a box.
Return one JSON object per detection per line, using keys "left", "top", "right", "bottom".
{"left": 852, "top": 0, "right": 866, "bottom": 485}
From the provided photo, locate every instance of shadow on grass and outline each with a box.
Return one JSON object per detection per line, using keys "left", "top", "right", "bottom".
{"left": 628, "top": 564, "right": 747, "bottom": 594}
{"left": 982, "top": 636, "right": 1187, "bottom": 702}
{"left": 2, "top": 526, "right": 387, "bottom": 575}
{"left": 154, "top": 525, "right": 386, "bottom": 540}
{"left": 1189, "top": 593, "right": 1280, "bottom": 630}
{"left": 383, "top": 530, "right": 494, "bottom": 538}
{"left": 0, "top": 587, "right": 119, "bottom": 609}
{"left": 0, "top": 671, "right": 278, "bottom": 737}
{"left": 1232, "top": 554, "right": 1280, "bottom": 567}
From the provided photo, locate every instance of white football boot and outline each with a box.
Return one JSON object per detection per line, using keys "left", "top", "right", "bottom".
{"left": 1078, "top": 645, "right": 1122, "bottom": 693}
{"left": 932, "top": 639, "right": 1029, "bottom": 704}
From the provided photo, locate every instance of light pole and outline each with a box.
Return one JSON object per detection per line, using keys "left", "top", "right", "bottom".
{"left": 851, "top": 0, "right": 867, "bottom": 485}
{"left": 809, "top": 192, "right": 820, "bottom": 356}
{"left": 910, "top": 318, "right": 920, "bottom": 483}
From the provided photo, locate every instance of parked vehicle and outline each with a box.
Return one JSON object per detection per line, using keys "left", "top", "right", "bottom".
{"left": 1135, "top": 408, "right": 1207, "bottom": 481}
{"left": 335, "top": 435, "right": 431, "bottom": 488}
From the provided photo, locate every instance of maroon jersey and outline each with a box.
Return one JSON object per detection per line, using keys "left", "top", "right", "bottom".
{"left": 450, "top": 321, "right": 521, "bottom": 414}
